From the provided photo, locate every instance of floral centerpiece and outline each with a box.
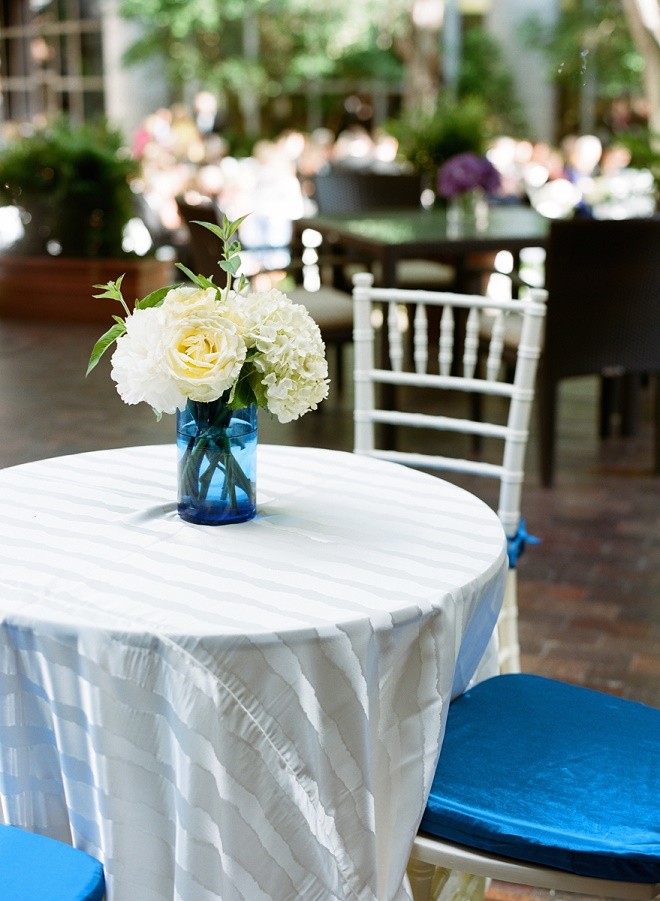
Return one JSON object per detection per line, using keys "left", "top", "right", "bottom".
{"left": 437, "top": 152, "right": 501, "bottom": 235}
{"left": 87, "top": 215, "right": 329, "bottom": 525}
{"left": 437, "top": 152, "right": 501, "bottom": 199}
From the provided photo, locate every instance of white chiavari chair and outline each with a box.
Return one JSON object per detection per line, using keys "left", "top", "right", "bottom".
{"left": 353, "top": 272, "right": 546, "bottom": 674}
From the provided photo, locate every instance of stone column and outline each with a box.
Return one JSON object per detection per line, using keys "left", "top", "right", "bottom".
{"left": 100, "top": 0, "right": 170, "bottom": 143}
{"left": 486, "top": 0, "right": 559, "bottom": 143}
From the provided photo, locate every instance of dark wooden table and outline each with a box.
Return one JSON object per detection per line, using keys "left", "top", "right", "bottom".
{"left": 294, "top": 204, "right": 550, "bottom": 290}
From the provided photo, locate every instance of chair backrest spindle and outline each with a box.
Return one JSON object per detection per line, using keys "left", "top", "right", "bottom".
{"left": 463, "top": 308, "right": 479, "bottom": 378}
{"left": 438, "top": 305, "right": 454, "bottom": 377}
{"left": 413, "top": 303, "right": 429, "bottom": 374}
{"left": 387, "top": 301, "right": 404, "bottom": 371}
{"left": 486, "top": 310, "right": 506, "bottom": 382}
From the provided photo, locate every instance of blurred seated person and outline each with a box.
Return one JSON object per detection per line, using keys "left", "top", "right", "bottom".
{"left": 194, "top": 90, "right": 224, "bottom": 138}
{"left": 238, "top": 140, "right": 305, "bottom": 253}
{"left": 561, "top": 134, "right": 603, "bottom": 218}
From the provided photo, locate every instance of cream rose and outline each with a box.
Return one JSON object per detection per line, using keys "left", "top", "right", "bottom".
{"left": 162, "top": 313, "right": 247, "bottom": 403}
{"left": 160, "top": 284, "right": 218, "bottom": 320}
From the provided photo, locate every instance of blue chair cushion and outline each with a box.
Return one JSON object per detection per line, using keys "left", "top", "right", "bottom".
{"left": 420, "top": 673, "right": 660, "bottom": 883}
{"left": 0, "top": 825, "right": 105, "bottom": 900}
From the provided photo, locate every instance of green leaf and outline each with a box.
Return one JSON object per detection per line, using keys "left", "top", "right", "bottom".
{"left": 176, "top": 262, "right": 199, "bottom": 282}
{"left": 92, "top": 273, "right": 125, "bottom": 301}
{"left": 192, "top": 220, "right": 225, "bottom": 240}
{"left": 92, "top": 274, "right": 131, "bottom": 315}
{"left": 184, "top": 214, "right": 251, "bottom": 296}
{"left": 219, "top": 258, "right": 241, "bottom": 274}
{"left": 86, "top": 321, "right": 126, "bottom": 376}
{"left": 230, "top": 374, "right": 258, "bottom": 410}
{"left": 175, "top": 263, "right": 218, "bottom": 290}
{"left": 135, "top": 284, "right": 178, "bottom": 309}
{"left": 230, "top": 361, "right": 266, "bottom": 409}
{"left": 223, "top": 213, "right": 249, "bottom": 237}
{"left": 196, "top": 274, "right": 219, "bottom": 290}
{"left": 192, "top": 214, "right": 250, "bottom": 244}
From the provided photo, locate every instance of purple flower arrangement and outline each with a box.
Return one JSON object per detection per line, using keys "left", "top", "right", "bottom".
{"left": 437, "top": 152, "right": 501, "bottom": 198}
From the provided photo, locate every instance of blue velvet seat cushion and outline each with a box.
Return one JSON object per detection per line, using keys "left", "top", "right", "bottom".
{"left": 420, "top": 673, "right": 660, "bottom": 883}
{"left": 0, "top": 825, "right": 105, "bottom": 900}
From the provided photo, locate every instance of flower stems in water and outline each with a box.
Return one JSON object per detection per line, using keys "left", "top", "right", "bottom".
{"left": 178, "top": 398, "right": 255, "bottom": 517}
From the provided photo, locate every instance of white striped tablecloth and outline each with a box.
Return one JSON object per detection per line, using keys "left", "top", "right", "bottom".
{"left": 0, "top": 444, "right": 506, "bottom": 901}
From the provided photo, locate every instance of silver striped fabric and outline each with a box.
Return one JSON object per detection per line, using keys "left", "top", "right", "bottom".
{"left": 0, "top": 445, "right": 506, "bottom": 900}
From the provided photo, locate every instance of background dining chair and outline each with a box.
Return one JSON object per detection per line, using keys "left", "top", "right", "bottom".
{"left": 175, "top": 193, "right": 225, "bottom": 275}
{"left": 538, "top": 216, "right": 660, "bottom": 486}
{"left": 408, "top": 673, "right": 660, "bottom": 901}
{"left": 352, "top": 272, "right": 547, "bottom": 675}
{"left": 0, "top": 824, "right": 105, "bottom": 900}
{"left": 312, "top": 167, "right": 457, "bottom": 290}
{"left": 311, "top": 167, "right": 425, "bottom": 213}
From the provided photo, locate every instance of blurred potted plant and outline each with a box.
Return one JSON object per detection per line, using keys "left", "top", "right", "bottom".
{"left": 386, "top": 97, "right": 492, "bottom": 193}
{"left": 0, "top": 117, "right": 172, "bottom": 322}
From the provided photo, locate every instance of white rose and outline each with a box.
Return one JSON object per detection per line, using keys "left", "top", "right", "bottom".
{"left": 160, "top": 284, "right": 218, "bottom": 319}
{"left": 110, "top": 307, "right": 186, "bottom": 414}
{"left": 162, "top": 312, "right": 247, "bottom": 403}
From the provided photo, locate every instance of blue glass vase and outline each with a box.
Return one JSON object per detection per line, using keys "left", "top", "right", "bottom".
{"left": 176, "top": 399, "right": 257, "bottom": 525}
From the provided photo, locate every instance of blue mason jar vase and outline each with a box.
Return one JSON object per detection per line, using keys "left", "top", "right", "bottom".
{"left": 176, "top": 399, "right": 257, "bottom": 525}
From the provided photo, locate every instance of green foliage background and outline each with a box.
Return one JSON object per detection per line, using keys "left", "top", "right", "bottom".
{"left": 117, "top": 0, "right": 524, "bottom": 149}
{"left": 0, "top": 119, "right": 138, "bottom": 257}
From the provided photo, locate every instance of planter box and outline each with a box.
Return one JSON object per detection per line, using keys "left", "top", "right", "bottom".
{"left": 0, "top": 255, "right": 175, "bottom": 323}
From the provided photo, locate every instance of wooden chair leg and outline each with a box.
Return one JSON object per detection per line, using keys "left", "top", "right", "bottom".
{"left": 620, "top": 372, "right": 640, "bottom": 437}
{"left": 470, "top": 392, "right": 483, "bottom": 455}
{"left": 334, "top": 343, "right": 344, "bottom": 397}
{"left": 537, "top": 377, "right": 557, "bottom": 488}
{"left": 654, "top": 374, "right": 660, "bottom": 475}
{"left": 407, "top": 859, "right": 437, "bottom": 901}
{"left": 497, "top": 569, "right": 520, "bottom": 674}
{"left": 599, "top": 374, "right": 618, "bottom": 438}
{"left": 408, "top": 854, "right": 489, "bottom": 901}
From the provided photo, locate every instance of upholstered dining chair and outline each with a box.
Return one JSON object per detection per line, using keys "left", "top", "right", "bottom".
{"left": 0, "top": 824, "right": 105, "bottom": 900}
{"left": 352, "top": 272, "right": 547, "bottom": 675}
{"left": 408, "top": 673, "right": 660, "bottom": 901}
{"left": 538, "top": 216, "right": 660, "bottom": 486}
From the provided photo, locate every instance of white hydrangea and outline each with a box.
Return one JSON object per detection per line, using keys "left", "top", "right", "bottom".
{"left": 226, "top": 288, "right": 329, "bottom": 422}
